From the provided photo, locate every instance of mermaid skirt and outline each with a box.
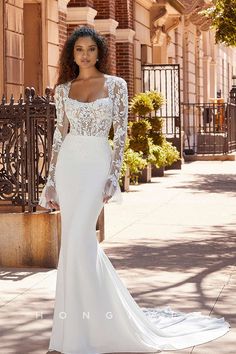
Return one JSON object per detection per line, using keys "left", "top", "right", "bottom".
{"left": 48, "top": 133, "right": 229, "bottom": 354}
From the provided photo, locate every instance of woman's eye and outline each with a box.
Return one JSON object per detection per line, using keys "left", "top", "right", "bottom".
{"left": 75, "top": 47, "right": 96, "bottom": 53}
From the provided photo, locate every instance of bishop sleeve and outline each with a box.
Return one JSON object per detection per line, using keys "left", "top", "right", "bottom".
{"left": 38, "top": 84, "right": 69, "bottom": 209}
{"left": 103, "top": 77, "right": 128, "bottom": 199}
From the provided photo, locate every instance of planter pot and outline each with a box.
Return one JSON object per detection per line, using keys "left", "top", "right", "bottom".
{"left": 151, "top": 165, "right": 165, "bottom": 177}
{"left": 0, "top": 207, "right": 105, "bottom": 268}
{"left": 165, "top": 160, "right": 182, "bottom": 170}
{"left": 120, "top": 167, "right": 130, "bottom": 192}
{"left": 139, "top": 163, "right": 152, "bottom": 183}
{"left": 0, "top": 210, "right": 61, "bottom": 268}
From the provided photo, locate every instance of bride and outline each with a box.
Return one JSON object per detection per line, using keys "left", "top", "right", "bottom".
{"left": 39, "top": 26, "right": 229, "bottom": 354}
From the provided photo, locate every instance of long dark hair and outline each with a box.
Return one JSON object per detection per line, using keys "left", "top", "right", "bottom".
{"left": 56, "top": 26, "right": 108, "bottom": 86}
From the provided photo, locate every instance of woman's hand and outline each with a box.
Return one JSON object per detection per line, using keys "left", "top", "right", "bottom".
{"left": 103, "top": 179, "right": 115, "bottom": 204}
{"left": 48, "top": 200, "right": 60, "bottom": 210}
{"left": 45, "top": 185, "right": 60, "bottom": 210}
{"left": 103, "top": 194, "right": 112, "bottom": 204}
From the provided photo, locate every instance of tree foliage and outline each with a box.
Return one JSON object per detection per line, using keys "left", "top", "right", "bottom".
{"left": 201, "top": 0, "right": 236, "bottom": 46}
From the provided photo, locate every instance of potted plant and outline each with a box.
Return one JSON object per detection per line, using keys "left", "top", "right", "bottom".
{"left": 147, "top": 115, "right": 165, "bottom": 176}
{"left": 162, "top": 140, "right": 180, "bottom": 167}
{"left": 129, "top": 90, "right": 166, "bottom": 181}
{"left": 121, "top": 147, "right": 147, "bottom": 186}
{"left": 128, "top": 94, "right": 154, "bottom": 183}
{"left": 128, "top": 120, "right": 153, "bottom": 182}
{"left": 149, "top": 140, "right": 180, "bottom": 176}
{"left": 146, "top": 90, "right": 165, "bottom": 112}
{"left": 108, "top": 137, "right": 147, "bottom": 192}
{"left": 128, "top": 89, "right": 180, "bottom": 182}
{"left": 144, "top": 91, "right": 167, "bottom": 176}
{"left": 129, "top": 92, "right": 154, "bottom": 118}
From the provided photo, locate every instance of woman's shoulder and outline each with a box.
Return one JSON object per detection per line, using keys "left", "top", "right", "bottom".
{"left": 54, "top": 81, "right": 71, "bottom": 96}
{"left": 105, "top": 74, "right": 127, "bottom": 86}
{"left": 55, "top": 81, "right": 71, "bottom": 89}
{"left": 54, "top": 83, "right": 64, "bottom": 92}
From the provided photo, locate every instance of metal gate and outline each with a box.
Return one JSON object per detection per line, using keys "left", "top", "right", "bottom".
{"left": 181, "top": 102, "right": 236, "bottom": 154}
{"left": 142, "top": 64, "right": 182, "bottom": 166}
{"left": 0, "top": 88, "right": 55, "bottom": 212}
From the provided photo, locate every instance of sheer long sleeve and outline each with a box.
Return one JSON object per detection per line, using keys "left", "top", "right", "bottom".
{"left": 38, "top": 84, "right": 69, "bottom": 209}
{"left": 103, "top": 78, "right": 128, "bottom": 198}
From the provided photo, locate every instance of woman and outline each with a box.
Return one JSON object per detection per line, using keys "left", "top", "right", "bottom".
{"left": 39, "top": 26, "right": 229, "bottom": 354}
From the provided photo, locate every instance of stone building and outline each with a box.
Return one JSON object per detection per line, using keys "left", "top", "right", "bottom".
{"left": 0, "top": 0, "right": 235, "bottom": 103}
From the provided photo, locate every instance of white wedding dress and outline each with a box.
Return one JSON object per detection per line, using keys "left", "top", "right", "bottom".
{"left": 39, "top": 74, "right": 229, "bottom": 354}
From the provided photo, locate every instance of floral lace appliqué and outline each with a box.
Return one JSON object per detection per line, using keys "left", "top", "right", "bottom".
{"left": 38, "top": 75, "right": 128, "bottom": 209}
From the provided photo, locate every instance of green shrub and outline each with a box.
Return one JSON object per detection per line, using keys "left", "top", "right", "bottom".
{"left": 149, "top": 117, "right": 163, "bottom": 131}
{"left": 129, "top": 92, "right": 153, "bottom": 116}
{"left": 149, "top": 144, "right": 167, "bottom": 167}
{"left": 162, "top": 141, "right": 180, "bottom": 166}
{"left": 146, "top": 90, "right": 165, "bottom": 111}
{"left": 124, "top": 148, "right": 147, "bottom": 175}
{"left": 129, "top": 119, "right": 151, "bottom": 138}
{"left": 117, "top": 138, "right": 147, "bottom": 185}
{"left": 148, "top": 140, "right": 180, "bottom": 168}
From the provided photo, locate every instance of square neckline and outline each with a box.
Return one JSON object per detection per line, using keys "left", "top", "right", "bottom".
{"left": 67, "top": 74, "right": 110, "bottom": 104}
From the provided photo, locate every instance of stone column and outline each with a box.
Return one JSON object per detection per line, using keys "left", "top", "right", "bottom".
{"left": 94, "top": 19, "right": 118, "bottom": 75}
{"left": 183, "top": 18, "right": 196, "bottom": 103}
{"left": 58, "top": 0, "right": 70, "bottom": 52}
{"left": 67, "top": 0, "right": 96, "bottom": 35}
{"left": 116, "top": 29, "right": 135, "bottom": 97}
{"left": 203, "top": 55, "right": 211, "bottom": 102}
{"left": 209, "top": 32, "right": 217, "bottom": 99}
{"left": 115, "top": 0, "right": 135, "bottom": 97}
{"left": 93, "top": 0, "right": 117, "bottom": 75}
{"left": 195, "top": 29, "right": 204, "bottom": 103}
{"left": 210, "top": 60, "right": 217, "bottom": 99}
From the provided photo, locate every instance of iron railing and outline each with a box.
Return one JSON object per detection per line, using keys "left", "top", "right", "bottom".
{"left": 182, "top": 102, "right": 236, "bottom": 155}
{"left": 0, "top": 88, "right": 55, "bottom": 212}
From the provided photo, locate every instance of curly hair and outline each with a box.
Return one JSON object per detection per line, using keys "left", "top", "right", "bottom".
{"left": 56, "top": 26, "right": 108, "bottom": 86}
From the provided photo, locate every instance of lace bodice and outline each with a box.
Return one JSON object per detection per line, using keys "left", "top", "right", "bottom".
{"left": 39, "top": 74, "right": 128, "bottom": 208}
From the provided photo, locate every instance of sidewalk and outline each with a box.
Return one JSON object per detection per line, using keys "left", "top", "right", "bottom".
{"left": 0, "top": 161, "right": 235, "bottom": 354}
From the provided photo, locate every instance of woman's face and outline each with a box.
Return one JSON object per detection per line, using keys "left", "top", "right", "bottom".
{"left": 73, "top": 36, "right": 98, "bottom": 68}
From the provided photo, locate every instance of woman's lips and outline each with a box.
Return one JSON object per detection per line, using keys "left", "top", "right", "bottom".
{"left": 81, "top": 60, "right": 90, "bottom": 63}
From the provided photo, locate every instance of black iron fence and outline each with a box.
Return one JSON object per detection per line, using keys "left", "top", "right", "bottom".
{"left": 0, "top": 88, "right": 55, "bottom": 212}
{"left": 182, "top": 102, "right": 236, "bottom": 155}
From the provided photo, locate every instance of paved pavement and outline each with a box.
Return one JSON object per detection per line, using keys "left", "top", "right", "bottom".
{"left": 0, "top": 161, "right": 235, "bottom": 354}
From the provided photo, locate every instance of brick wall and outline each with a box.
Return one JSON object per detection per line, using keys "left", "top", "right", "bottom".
{"left": 115, "top": 0, "right": 133, "bottom": 29}
{"left": 93, "top": 0, "right": 115, "bottom": 19}
{"left": 68, "top": 0, "right": 94, "bottom": 7}
{"left": 105, "top": 34, "right": 116, "bottom": 75}
{"left": 115, "top": 0, "right": 134, "bottom": 99}
{"left": 59, "top": 11, "right": 68, "bottom": 52}
{"left": 93, "top": 0, "right": 116, "bottom": 75}
{"left": 116, "top": 42, "right": 134, "bottom": 98}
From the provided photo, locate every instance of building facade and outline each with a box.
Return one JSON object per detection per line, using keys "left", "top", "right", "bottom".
{"left": 0, "top": 0, "right": 236, "bottom": 104}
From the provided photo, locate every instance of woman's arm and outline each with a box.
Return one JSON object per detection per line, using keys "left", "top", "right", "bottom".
{"left": 103, "top": 77, "right": 128, "bottom": 201}
{"left": 39, "top": 84, "right": 69, "bottom": 209}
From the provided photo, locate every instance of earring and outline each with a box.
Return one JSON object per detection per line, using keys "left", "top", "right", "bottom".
{"left": 96, "top": 58, "right": 99, "bottom": 62}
